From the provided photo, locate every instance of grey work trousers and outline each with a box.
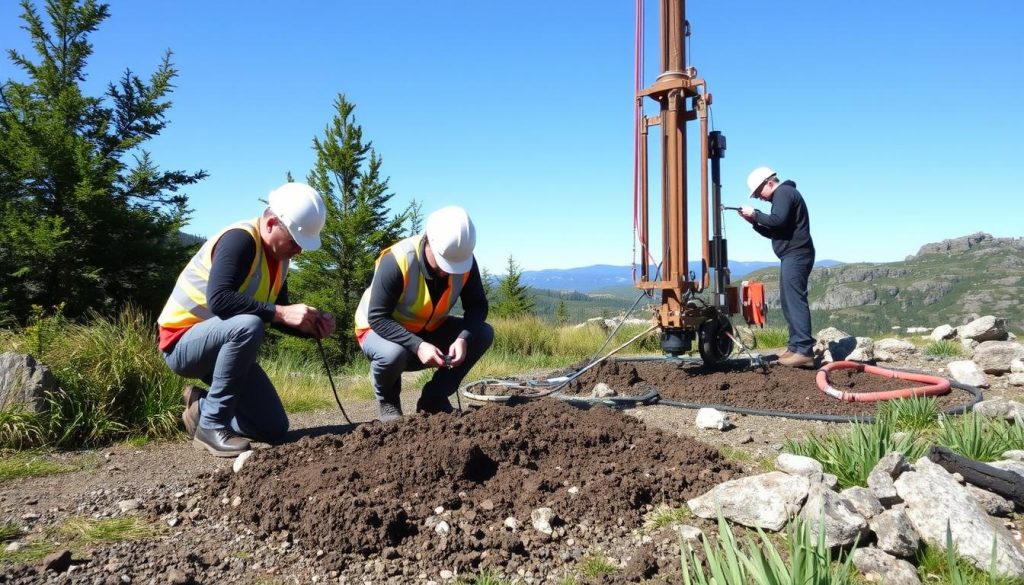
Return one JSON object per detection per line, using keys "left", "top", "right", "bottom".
{"left": 360, "top": 317, "right": 495, "bottom": 404}
{"left": 163, "top": 315, "right": 288, "bottom": 441}
{"left": 779, "top": 251, "right": 816, "bottom": 356}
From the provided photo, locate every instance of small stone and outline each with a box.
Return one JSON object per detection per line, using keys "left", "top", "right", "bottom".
{"left": 232, "top": 450, "right": 253, "bottom": 473}
{"left": 117, "top": 499, "right": 142, "bottom": 513}
{"left": 439, "top": 569, "right": 454, "bottom": 579}
{"left": 42, "top": 549, "right": 73, "bottom": 573}
{"left": 231, "top": 496, "right": 242, "bottom": 507}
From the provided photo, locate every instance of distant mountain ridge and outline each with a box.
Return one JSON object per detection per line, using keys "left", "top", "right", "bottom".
{"left": 518, "top": 261, "right": 840, "bottom": 293}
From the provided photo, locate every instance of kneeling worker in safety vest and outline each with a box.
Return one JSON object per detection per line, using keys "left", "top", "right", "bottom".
{"left": 354, "top": 206, "right": 493, "bottom": 422}
{"left": 157, "top": 183, "right": 336, "bottom": 457}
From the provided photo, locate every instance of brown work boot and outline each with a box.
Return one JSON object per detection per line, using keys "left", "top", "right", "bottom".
{"left": 777, "top": 350, "right": 794, "bottom": 359}
{"left": 778, "top": 352, "right": 815, "bottom": 368}
{"left": 193, "top": 425, "right": 250, "bottom": 457}
{"left": 181, "top": 385, "right": 205, "bottom": 439}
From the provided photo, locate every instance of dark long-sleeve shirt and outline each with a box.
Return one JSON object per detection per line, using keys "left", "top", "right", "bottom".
{"left": 207, "top": 229, "right": 305, "bottom": 336}
{"left": 366, "top": 249, "right": 489, "bottom": 354}
{"left": 752, "top": 180, "right": 814, "bottom": 259}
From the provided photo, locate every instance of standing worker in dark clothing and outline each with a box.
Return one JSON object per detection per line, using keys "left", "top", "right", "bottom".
{"left": 354, "top": 205, "right": 493, "bottom": 422}
{"left": 158, "top": 183, "right": 336, "bottom": 456}
{"left": 739, "top": 167, "right": 816, "bottom": 367}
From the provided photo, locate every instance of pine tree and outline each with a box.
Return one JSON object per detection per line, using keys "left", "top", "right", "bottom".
{"left": 492, "top": 256, "right": 535, "bottom": 318}
{"left": 479, "top": 266, "right": 495, "bottom": 301}
{"left": 555, "top": 300, "right": 570, "bottom": 326}
{"left": 0, "top": 0, "right": 206, "bottom": 322}
{"left": 287, "top": 94, "right": 410, "bottom": 362}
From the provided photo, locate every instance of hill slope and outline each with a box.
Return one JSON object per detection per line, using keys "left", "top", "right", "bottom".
{"left": 745, "top": 233, "right": 1023, "bottom": 336}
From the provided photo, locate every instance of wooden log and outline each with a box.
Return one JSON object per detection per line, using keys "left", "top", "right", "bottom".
{"left": 926, "top": 445, "right": 1024, "bottom": 507}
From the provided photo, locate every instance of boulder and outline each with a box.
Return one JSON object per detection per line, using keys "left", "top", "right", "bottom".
{"left": 800, "top": 481, "right": 868, "bottom": 548}
{"left": 852, "top": 548, "right": 921, "bottom": 585}
{"left": 929, "top": 324, "right": 956, "bottom": 341}
{"left": 972, "top": 341, "right": 1024, "bottom": 374}
{"left": 894, "top": 457, "right": 1024, "bottom": 577}
{"left": 946, "top": 361, "right": 989, "bottom": 388}
{"left": 873, "top": 339, "right": 918, "bottom": 362}
{"left": 0, "top": 352, "right": 56, "bottom": 414}
{"left": 687, "top": 472, "right": 809, "bottom": 531}
{"left": 958, "top": 316, "right": 1008, "bottom": 342}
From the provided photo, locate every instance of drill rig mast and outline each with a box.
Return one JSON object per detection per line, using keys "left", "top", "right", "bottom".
{"left": 634, "top": 0, "right": 742, "bottom": 365}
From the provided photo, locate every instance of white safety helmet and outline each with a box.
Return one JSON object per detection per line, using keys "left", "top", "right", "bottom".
{"left": 267, "top": 183, "right": 327, "bottom": 251}
{"left": 425, "top": 206, "right": 476, "bottom": 274}
{"left": 746, "top": 166, "right": 777, "bottom": 198}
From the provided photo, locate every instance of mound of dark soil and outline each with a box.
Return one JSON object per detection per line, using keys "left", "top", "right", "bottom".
{"left": 212, "top": 400, "right": 738, "bottom": 580}
{"left": 560, "top": 358, "right": 973, "bottom": 416}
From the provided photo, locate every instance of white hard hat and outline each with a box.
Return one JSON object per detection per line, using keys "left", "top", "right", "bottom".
{"left": 425, "top": 206, "right": 476, "bottom": 274}
{"left": 267, "top": 183, "right": 326, "bottom": 251}
{"left": 746, "top": 166, "right": 777, "bottom": 197}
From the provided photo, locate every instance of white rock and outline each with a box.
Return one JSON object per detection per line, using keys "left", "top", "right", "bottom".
{"left": 503, "top": 517, "right": 519, "bottom": 531}
{"left": 687, "top": 472, "right": 809, "bottom": 531}
{"left": 1011, "top": 358, "right": 1024, "bottom": 374}
{"left": 531, "top": 507, "right": 556, "bottom": 535}
{"left": 232, "top": 450, "right": 254, "bottom": 473}
{"left": 947, "top": 360, "right": 989, "bottom": 388}
{"left": 117, "top": 499, "right": 142, "bottom": 513}
{"left": 590, "top": 383, "right": 616, "bottom": 398}
{"left": 929, "top": 324, "right": 956, "bottom": 341}
{"left": 775, "top": 453, "right": 824, "bottom": 478}
{"left": 695, "top": 408, "right": 729, "bottom": 430}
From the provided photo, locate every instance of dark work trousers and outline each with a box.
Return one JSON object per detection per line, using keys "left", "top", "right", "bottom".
{"left": 360, "top": 316, "right": 495, "bottom": 404}
{"left": 778, "top": 251, "right": 815, "bottom": 356}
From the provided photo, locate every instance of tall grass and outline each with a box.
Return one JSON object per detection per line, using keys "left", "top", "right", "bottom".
{"left": 935, "top": 413, "right": 1021, "bottom": 462}
{"left": 680, "top": 514, "right": 857, "bottom": 585}
{"left": 0, "top": 307, "right": 187, "bottom": 448}
{"left": 784, "top": 414, "right": 926, "bottom": 489}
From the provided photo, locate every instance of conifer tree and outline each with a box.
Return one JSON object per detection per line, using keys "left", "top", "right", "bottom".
{"left": 0, "top": 0, "right": 206, "bottom": 322}
{"left": 288, "top": 94, "right": 411, "bottom": 362}
{"left": 555, "top": 299, "right": 570, "bottom": 326}
{"left": 492, "top": 256, "right": 535, "bottom": 318}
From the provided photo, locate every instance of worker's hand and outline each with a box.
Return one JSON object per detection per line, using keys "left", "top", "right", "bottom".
{"left": 313, "top": 311, "right": 336, "bottom": 338}
{"left": 739, "top": 206, "right": 756, "bottom": 220}
{"left": 447, "top": 338, "right": 468, "bottom": 368}
{"left": 416, "top": 341, "right": 447, "bottom": 368}
{"left": 274, "top": 303, "right": 322, "bottom": 335}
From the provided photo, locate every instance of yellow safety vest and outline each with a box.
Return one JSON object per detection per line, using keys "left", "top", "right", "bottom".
{"left": 354, "top": 234, "right": 468, "bottom": 337}
{"left": 157, "top": 219, "right": 287, "bottom": 331}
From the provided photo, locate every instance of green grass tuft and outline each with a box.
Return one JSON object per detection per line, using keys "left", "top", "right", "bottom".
{"left": 0, "top": 452, "right": 79, "bottom": 482}
{"left": 750, "top": 327, "right": 788, "bottom": 350}
{"left": 579, "top": 554, "right": 618, "bottom": 577}
{"left": 643, "top": 504, "right": 692, "bottom": 531}
{"left": 60, "top": 516, "right": 161, "bottom": 543}
{"left": 923, "top": 338, "right": 964, "bottom": 357}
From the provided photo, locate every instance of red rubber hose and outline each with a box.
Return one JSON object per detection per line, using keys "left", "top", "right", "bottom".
{"left": 816, "top": 360, "right": 951, "bottom": 402}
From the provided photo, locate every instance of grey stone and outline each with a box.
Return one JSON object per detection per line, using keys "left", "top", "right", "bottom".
{"left": 0, "top": 352, "right": 56, "bottom": 414}
{"left": 852, "top": 548, "right": 921, "bottom": 585}
{"left": 687, "top": 471, "right": 809, "bottom": 531}
{"left": 894, "top": 457, "right": 1024, "bottom": 577}
{"left": 869, "top": 508, "right": 919, "bottom": 558}
{"left": 840, "top": 486, "right": 884, "bottom": 519}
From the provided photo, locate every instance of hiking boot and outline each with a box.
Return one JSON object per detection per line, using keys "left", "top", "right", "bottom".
{"left": 181, "top": 385, "right": 205, "bottom": 439}
{"left": 416, "top": 392, "right": 455, "bottom": 415}
{"left": 778, "top": 352, "right": 815, "bottom": 368}
{"left": 777, "top": 350, "right": 794, "bottom": 359}
{"left": 193, "top": 425, "right": 250, "bottom": 457}
{"left": 377, "top": 400, "right": 403, "bottom": 423}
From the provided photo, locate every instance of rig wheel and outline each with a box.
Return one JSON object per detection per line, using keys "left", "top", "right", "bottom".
{"left": 698, "top": 314, "right": 735, "bottom": 367}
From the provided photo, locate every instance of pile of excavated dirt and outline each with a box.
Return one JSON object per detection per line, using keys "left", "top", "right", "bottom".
{"left": 557, "top": 358, "right": 975, "bottom": 417}
{"left": 211, "top": 399, "right": 739, "bottom": 581}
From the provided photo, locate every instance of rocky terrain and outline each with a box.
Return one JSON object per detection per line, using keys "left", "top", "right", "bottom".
{"left": 750, "top": 233, "right": 1024, "bottom": 335}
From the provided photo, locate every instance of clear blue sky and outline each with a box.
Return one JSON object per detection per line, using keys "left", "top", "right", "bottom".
{"left": 2, "top": 1, "right": 1021, "bottom": 273}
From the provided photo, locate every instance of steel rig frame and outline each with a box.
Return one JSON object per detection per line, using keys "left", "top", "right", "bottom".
{"left": 634, "top": 0, "right": 741, "bottom": 365}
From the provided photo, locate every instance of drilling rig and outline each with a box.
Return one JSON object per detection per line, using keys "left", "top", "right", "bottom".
{"left": 633, "top": 0, "right": 764, "bottom": 365}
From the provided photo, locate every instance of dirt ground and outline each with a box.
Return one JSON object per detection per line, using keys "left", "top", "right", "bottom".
{"left": 1, "top": 350, "right": 1020, "bottom": 584}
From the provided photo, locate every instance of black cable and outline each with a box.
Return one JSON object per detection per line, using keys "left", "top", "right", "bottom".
{"left": 315, "top": 338, "right": 353, "bottom": 425}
